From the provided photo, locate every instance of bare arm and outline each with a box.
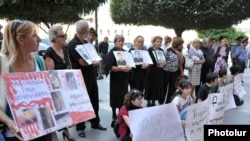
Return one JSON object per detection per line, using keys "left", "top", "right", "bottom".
{"left": 0, "top": 108, "right": 23, "bottom": 140}
{"left": 44, "top": 57, "right": 55, "bottom": 70}
{"left": 122, "top": 115, "right": 130, "bottom": 128}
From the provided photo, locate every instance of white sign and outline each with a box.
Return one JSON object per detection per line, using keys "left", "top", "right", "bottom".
{"left": 129, "top": 104, "right": 185, "bottom": 141}
{"left": 113, "top": 51, "right": 135, "bottom": 67}
{"left": 130, "top": 50, "right": 153, "bottom": 65}
{"left": 234, "top": 73, "right": 246, "bottom": 98}
{"left": 75, "top": 43, "right": 102, "bottom": 65}
{"left": 2, "top": 70, "right": 95, "bottom": 141}
{"left": 185, "top": 98, "right": 210, "bottom": 141}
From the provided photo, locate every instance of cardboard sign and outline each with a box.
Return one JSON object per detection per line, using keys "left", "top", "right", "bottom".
{"left": 2, "top": 70, "right": 95, "bottom": 141}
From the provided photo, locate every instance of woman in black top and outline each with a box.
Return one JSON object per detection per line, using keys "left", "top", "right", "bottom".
{"left": 105, "top": 35, "right": 132, "bottom": 123}
{"left": 144, "top": 36, "right": 165, "bottom": 106}
{"left": 129, "top": 35, "right": 149, "bottom": 93}
{"left": 44, "top": 25, "right": 73, "bottom": 141}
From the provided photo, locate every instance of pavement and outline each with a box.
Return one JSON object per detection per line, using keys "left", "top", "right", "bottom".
{"left": 55, "top": 68, "right": 250, "bottom": 141}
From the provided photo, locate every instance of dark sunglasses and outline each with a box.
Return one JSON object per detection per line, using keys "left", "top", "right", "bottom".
{"left": 57, "top": 34, "right": 67, "bottom": 38}
{"left": 12, "top": 19, "right": 23, "bottom": 37}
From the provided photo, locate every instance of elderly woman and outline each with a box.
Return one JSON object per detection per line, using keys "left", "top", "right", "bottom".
{"left": 164, "top": 37, "right": 185, "bottom": 103}
{"left": 144, "top": 36, "right": 165, "bottom": 106}
{"left": 0, "top": 19, "right": 52, "bottom": 141}
{"left": 44, "top": 25, "right": 74, "bottom": 141}
{"left": 129, "top": 35, "right": 149, "bottom": 92}
{"left": 105, "top": 35, "right": 132, "bottom": 126}
{"left": 188, "top": 38, "right": 205, "bottom": 98}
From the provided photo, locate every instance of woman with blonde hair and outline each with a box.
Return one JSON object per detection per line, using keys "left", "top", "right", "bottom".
{"left": 0, "top": 19, "right": 52, "bottom": 141}
{"left": 129, "top": 35, "right": 149, "bottom": 92}
{"left": 188, "top": 38, "right": 205, "bottom": 98}
{"left": 213, "top": 37, "right": 230, "bottom": 73}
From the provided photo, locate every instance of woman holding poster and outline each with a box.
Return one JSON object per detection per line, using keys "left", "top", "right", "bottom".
{"left": 0, "top": 19, "right": 52, "bottom": 141}
{"left": 145, "top": 36, "right": 165, "bottom": 106}
{"left": 45, "top": 25, "right": 74, "bottom": 141}
{"left": 105, "top": 35, "right": 132, "bottom": 126}
{"left": 129, "top": 35, "right": 149, "bottom": 93}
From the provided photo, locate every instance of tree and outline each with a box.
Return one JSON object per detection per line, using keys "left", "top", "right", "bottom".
{"left": 0, "top": 0, "right": 106, "bottom": 30}
{"left": 198, "top": 27, "right": 246, "bottom": 44}
{"left": 110, "top": 0, "right": 250, "bottom": 37}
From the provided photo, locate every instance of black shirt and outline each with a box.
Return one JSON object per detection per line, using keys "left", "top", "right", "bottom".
{"left": 67, "top": 35, "right": 96, "bottom": 82}
{"left": 99, "top": 41, "right": 109, "bottom": 54}
{"left": 44, "top": 47, "right": 70, "bottom": 69}
{"left": 195, "top": 83, "right": 211, "bottom": 103}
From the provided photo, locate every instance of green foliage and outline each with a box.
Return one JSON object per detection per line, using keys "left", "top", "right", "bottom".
{"left": 198, "top": 27, "right": 246, "bottom": 44}
{"left": 0, "top": 0, "right": 106, "bottom": 29}
{"left": 110, "top": 0, "right": 250, "bottom": 37}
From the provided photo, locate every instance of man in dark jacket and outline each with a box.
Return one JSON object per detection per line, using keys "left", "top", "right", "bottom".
{"left": 67, "top": 19, "right": 106, "bottom": 138}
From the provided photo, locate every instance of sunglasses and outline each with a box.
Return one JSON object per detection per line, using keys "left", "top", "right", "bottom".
{"left": 57, "top": 34, "right": 67, "bottom": 38}
{"left": 12, "top": 19, "right": 24, "bottom": 37}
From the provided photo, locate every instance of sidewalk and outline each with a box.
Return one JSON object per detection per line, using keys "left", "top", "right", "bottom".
{"left": 57, "top": 69, "right": 250, "bottom": 141}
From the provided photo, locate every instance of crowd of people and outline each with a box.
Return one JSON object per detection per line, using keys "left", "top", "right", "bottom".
{"left": 0, "top": 18, "right": 249, "bottom": 141}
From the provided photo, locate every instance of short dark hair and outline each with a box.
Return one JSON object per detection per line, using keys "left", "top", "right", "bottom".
{"left": 230, "top": 65, "right": 241, "bottom": 75}
{"left": 178, "top": 79, "right": 192, "bottom": 90}
{"left": 218, "top": 69, "right": 227, "bottom": 78}
{"left": 89, "top": 27, "right": 98, "bottom": 37}
{"left": 206, "top": 72, "right": 218, "bottom": 83}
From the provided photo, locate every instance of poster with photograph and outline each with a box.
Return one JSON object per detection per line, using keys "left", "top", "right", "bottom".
{"left": 131, "top": 50, "right": 153, "bottom": 65}
{"left": 75, "top": 43, "right": 102, "bottom": 65}
{"left": 113, "top": 51, "right": 135, "bottom": 67}
{"left": 153, "top": 50, "right": 166, "bottom": 64}
{"left": 2, "top": 70, "right": 95, "bottom": 141}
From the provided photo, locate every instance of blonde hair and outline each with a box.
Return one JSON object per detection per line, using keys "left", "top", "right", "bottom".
{"left": 1, "top": 20, "right": 37, "bottom": 65}
{"left": 133, "top": 35, "right": 144, "bottom": 43}
{"left": 49, "top": 25, "right": 63, "bottom": 42}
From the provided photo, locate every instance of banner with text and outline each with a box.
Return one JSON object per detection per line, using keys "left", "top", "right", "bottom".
{"left": 2, "top": 70, "right": 95, "bottom": 141}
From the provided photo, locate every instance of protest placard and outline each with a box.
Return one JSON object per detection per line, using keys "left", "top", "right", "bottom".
{"left": 219, "top": 83, "right": 236, "bottom": 111}
{"left": 129, "top": 103, "right": 185, "bottom": 141}
{"left": 185, "top": 88, "right": 236, "bottom": 141}
{"left": 130, "top": 50, "right": 153, "bottom": 65}
{"left": 75, "top": 43, "right": 102, "bottom": 65}
{"left": 114, "top": 51, "right": 135, "bottom": 67}
{"left": 207, "top": 92, "right": 236, "bottom": 125}
{"left": 234, "top": 73, "right": 246, "bottom": 98}
{"left": 2, "top": 69, "right": 95, "bottom": 141}
{"left": 185, "top": 98, "right": 210, "bottom": 141}
{"left": 153, "top": 50, "right": 166, "bottom": 64}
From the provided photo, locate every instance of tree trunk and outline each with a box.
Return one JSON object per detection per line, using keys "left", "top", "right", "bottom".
{"left": 174, "top": 28, "right": 185, "bottom": 37}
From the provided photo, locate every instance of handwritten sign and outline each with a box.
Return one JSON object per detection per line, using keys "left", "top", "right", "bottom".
{"left": 219, "top": 83, "right": 236, "bottom": 111}
{"left": 234, "top": 73, "right": 246, "bottom": 98}
{"left": 185, "top": 87, "right": 237, "bottom": 141}
{"left": 185, "top": 98, "right": 210, "bottom": 141}
{"left": 129, "top": 103, "right": 185, "bottom": 141}
{"left": 2, "top": 70, "right": 95, "bottom": 141}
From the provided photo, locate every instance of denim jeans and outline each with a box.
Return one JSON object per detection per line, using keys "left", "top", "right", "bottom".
{"left": 0, "top": 132, "right": 6, "bottom": 141}
{"left": 180, "top": 107, "right": 188, "bottom": 120}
